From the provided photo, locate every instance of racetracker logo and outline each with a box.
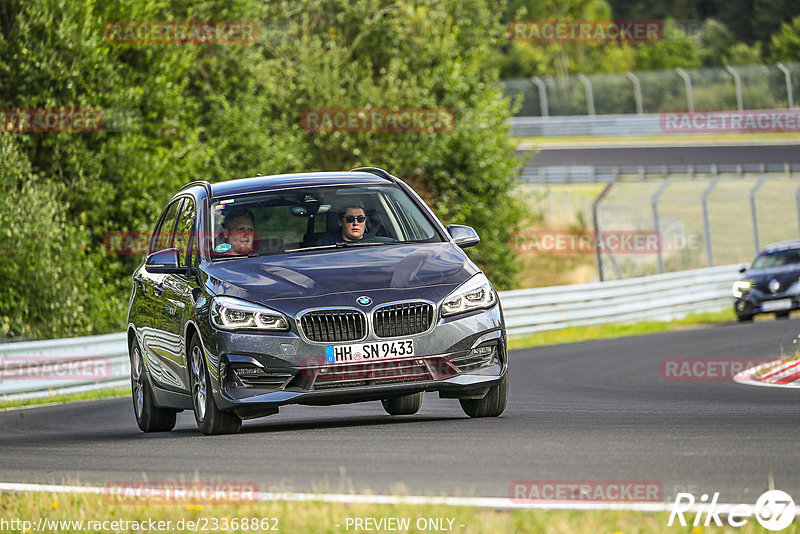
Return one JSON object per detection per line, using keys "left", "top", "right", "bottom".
{"left": 509, "top": 20, "right": 663, "bottom": 43}
{"left": 103, "top": 481, "right": 259, "bottom": 505}
{"left": 509, "top": 480, "right": 663, "bottom": 503}
{"left": 0, "top": 109, "right": 103, "bottom": 132}
{"left": 510, "top": 230, "right": 662, "bottom": 255}
{"left": 300, "top": 109, "right": 455, "bottom": 133}
{"left": 103, "top": 21, "right": 258, "bottom": 45}
{"left": 660, "top": 110, "right": 800, "bottom": 133}
{"left": 0, "top": 356, "right": 111, "bottom": 381}
{"left": 660, "top": 357, "right": 776, "bottom": 381}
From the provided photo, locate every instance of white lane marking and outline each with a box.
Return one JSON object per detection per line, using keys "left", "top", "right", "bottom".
{"left": 0, "top": 481, "right": 762, "bottom": 513}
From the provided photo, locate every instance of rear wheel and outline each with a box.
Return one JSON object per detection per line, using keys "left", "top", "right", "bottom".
{"left": 775, "top": 311, "right": 791, "bottom": 319}
{"left": 460, "top": 373, "right": 508, "bottom": 418}
{"left": 130, "top": 339, "right": 176, "bottom": 432}
{"left": 381, "top": 392, "right": 423, "bottom": 415}
{"left": 189, "top": 335, "right": 242, "bottom": 435}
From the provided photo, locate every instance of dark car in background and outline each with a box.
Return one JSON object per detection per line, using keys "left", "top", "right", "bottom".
{"left": 732, "top": 239, "right": 800, "bottom": 321}
{"left": 127, "top": 167, "right": 508, "bottom": 434}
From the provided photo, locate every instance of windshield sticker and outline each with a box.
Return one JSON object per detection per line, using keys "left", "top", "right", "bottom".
{"left": 215, "top": 243, "right": 232, "bottom": 253}
{"left": 220, "top": 199, "right": 235, "bottom": 204}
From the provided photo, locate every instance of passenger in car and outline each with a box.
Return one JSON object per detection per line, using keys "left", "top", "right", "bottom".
{"left": 221, "top": 209, "right": 256, "bottom": 255}
{"left": 316, "top": 205, "right": 367, "bottom": 245}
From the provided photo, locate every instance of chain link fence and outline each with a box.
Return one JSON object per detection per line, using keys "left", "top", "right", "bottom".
{"left": 522, "top": 166, "right": 800, "bottom": 281}
{"left": 504, "top": 63, "right": 800, "bottom": 117}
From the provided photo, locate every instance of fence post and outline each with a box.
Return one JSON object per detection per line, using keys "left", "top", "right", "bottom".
{"left": 652, "top": 179, "right": 672, "bottom": 273}
{"left": 593, "top": 181, "right": 615, "bottom": 281}
{"left": 750, "top": 167, "right": 768, "bottom": 254}
{"left": 626, "top": 71, "right": 643, "bottom": 114}
{"left": 702, "top": 167, "right": 721, "bottom": 267}
{"left": 530, "top": 76, "right": 549, "bottom": 117}
{"left": 725, "top": 66, "right": 744, "bottom": 110}
{"left": 777, "top": 63, "right": 794, "bottom": 109}
{"left": 676, "top": 68, "right": 694, "bottom": 112}
{"left": 577, "top": 74, "right": 596, "bottom": 116}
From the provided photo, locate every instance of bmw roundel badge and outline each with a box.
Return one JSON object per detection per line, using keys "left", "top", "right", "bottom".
{"left": 357, "top": 296, "right": 372, "bottom": 306}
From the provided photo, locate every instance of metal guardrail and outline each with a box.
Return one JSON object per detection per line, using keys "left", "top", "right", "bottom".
{"left": 0, "top": 332, "right": 130, "bottom": 401}
{"left": 518, "top": 161, "right": 800, "bottom": 184}
{"left": 0, "top": 264, "right": 742, "bottom": 400}
{"left": 500, "top": 264, "right": 740, "bottom": 336}
{"left": 510, "top": 113, "right": 665, "bottom": 137}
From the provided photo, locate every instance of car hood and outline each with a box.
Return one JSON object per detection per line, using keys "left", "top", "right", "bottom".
{"left": 743, "top": 266, "right": 800, "bottom": 292}
{"left": 202, "top": 243, "right": 478, "bottom": 304}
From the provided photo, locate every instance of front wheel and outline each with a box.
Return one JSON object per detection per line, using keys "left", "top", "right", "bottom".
{"left": 381, "top": 392, "right": 423, "bottom": 415}
{"left": 189, "top": 335, "right": 242, "bottom": 435}
{"left": 460, "top": 373, "right": 508, "bottom": 418}
{"left": 130, "top": 339, "right": 176, "bottom": 432}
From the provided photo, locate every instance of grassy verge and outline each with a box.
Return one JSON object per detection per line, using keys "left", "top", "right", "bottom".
{"left": 1, "top": 490, "right": 795, "bottom": 533}
{"left": 0, "top": 387, "right": 129, "bottom": 410}
{"left": 508, "top": 308, "right": 738, "bottom": 350}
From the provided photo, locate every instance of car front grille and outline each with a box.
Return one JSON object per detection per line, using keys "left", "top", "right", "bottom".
{"left": 301, "top": 310, "right": 366, "bottom": 342}
{"left": 373, "top": 302, "right": 434, "bottom": 338}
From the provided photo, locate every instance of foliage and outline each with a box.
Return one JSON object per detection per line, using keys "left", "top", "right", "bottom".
{"left": 770, "top": 15, "right": 800, "bottom": 62}
{"left": 0, "top": 0, "right": 524, "bottom": 339}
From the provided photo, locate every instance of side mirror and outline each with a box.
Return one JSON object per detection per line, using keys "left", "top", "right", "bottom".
{"left": 447, "top": 224, "right": 480, "bottom": 249}
{"left": 145, "top": 248, "right": 184, "bottom": 274}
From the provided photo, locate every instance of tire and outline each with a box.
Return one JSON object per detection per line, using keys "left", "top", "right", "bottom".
{"left": 775, "top": 311, "right": 791, "bottom": 319}
{"left": 736, "top": 313, "right": 754, "bottom": 322}
{"left": 460, "top": 373, "right": 508, "bottom": 418}
{"left": 130, "top": 339, "right": 176, "bottom": 432}
{"left": 381, "top": 392, "right": 423, "bottom": 415}
{"left": 189, "top": 335, "right": 241, "bottom": 435}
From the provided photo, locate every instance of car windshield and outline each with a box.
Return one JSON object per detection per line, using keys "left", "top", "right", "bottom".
{"left": 751, "top": 248, "right": 800, "bottom": 269}
{"left": 209, "top": 184, "right": 442, "bottom": 259}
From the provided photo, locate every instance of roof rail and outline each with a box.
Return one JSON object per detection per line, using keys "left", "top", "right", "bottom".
{"left": 179, "top": 180, "right": 213, "bottom": 198}
{"left": 349, "top": 167, "right": 396, "bottom": 183}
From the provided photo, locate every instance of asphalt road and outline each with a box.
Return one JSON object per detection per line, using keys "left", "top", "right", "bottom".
{"left": 528, "top": 143, "right": 800, "bottom": 167}
{"left": 1, "top": 318, "right": 799, "bottom": 503}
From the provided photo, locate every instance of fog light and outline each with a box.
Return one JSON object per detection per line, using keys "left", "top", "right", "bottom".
{"left": 470, "top": 346, "right": 494, "bottom": 357}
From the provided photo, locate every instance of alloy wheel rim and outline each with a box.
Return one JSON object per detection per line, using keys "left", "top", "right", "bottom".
{"left": 132, "top": 347, "right": 144, "bottom": 418}
{"left": 191, "top": 346, "right": 206, "bottom": 421}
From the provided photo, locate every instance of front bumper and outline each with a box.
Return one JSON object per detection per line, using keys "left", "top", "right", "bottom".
{"left": 734, "top": 292, "right": 800, "bottom": 316}
{"left": 202, "top": 305, "right": 506, "bottom": 417}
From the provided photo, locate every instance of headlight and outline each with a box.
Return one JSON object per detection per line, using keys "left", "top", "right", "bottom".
{"left": 441, "top": 274, "right": 497, "bottom": 317}
{"left": 211, "top": 296, "right": 289, "bottom": 331}
{"left": 732, "top": 281, "right": 752, "bottom": 298}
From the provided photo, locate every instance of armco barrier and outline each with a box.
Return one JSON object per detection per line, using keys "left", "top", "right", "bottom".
{"left": 500, "top": 264, "right": 741, "bottom": 336}
{"left": 0, "top": 265, "right": 742, "bottom": 400}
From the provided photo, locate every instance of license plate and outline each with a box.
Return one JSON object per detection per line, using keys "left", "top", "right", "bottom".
{"left": 762, "top": 299, "right": 792, "bottom": 312}
{"left": 325, "top": 339, "right": 414, "bottom": 364}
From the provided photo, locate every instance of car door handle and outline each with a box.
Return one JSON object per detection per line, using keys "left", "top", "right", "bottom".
{"left": 154, "top": 284, "right": 164, "bottom": 297}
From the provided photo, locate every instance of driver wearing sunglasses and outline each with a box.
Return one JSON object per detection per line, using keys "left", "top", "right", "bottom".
{"left": 316, "top": 205, "right": 368, "bottom": 245}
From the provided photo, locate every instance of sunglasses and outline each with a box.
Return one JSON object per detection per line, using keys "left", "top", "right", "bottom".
{"left": 343, "top": 215, "right": 366, "bottom": 223}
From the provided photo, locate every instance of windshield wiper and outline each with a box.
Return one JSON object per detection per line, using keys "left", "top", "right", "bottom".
{"left": 283, "top": 244, "right": 339, "bottom": 253}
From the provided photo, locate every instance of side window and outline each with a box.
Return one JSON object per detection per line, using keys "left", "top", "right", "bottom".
{"left": 149, "top": 199, "right": 183, "bottom": 254}
{"left": 173, "top": 198, "right": 196, "bottom": 266}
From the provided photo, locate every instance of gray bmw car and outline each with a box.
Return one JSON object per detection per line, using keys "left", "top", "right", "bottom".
{"left": 128, "top": 167, "right": 508, "bottom": 434}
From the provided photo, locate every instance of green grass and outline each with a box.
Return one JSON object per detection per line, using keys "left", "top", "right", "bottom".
{"left": 508, "top": 308, "right": 738, "bottom": 350}
{"left": 0, "top": 387, "right": 129, "bottom": 410}
{"left": 0, "top": 490, "right": 796, "bottom": 533}
{"left": 514, "top": 131, "right": 800, "bottom": 147}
